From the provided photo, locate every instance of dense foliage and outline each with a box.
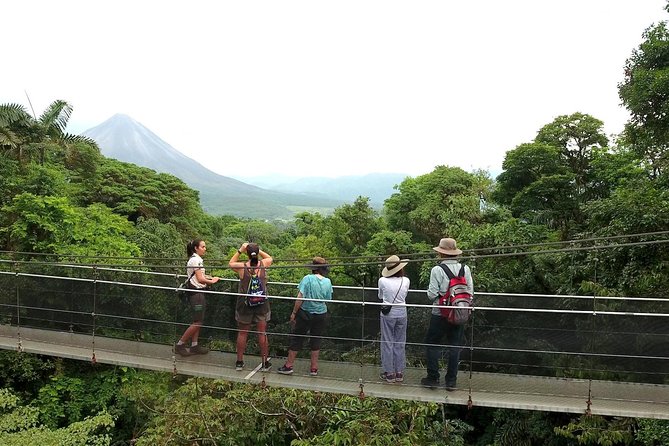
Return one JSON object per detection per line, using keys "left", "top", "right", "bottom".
{"left": 2, "top": 3, "right": 669, "bottom": 443}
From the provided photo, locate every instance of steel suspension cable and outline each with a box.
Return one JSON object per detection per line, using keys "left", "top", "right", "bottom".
{"left": 14, "top": 261, "right": 22, "bottom": 353}
{"left": 91, "top": 265, "right": 97, "bottom": 364}
{"left": 1, "top": 229, "right": 668, "bottom": 266}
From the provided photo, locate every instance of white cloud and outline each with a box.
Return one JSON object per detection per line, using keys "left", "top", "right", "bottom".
{"left": 2, "top": 0, "right": 665, "bottom": 177}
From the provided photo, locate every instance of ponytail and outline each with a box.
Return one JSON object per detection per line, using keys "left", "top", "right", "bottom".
{"left": 186, "top": 239, "right": 204, "bottom": 257}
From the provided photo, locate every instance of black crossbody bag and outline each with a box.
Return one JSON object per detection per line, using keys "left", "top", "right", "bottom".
{"left": 381, "top": 278, "right": 404, "bottom": 315}
{"left": 177, "top": 271, "right": 197, "bottom": 304}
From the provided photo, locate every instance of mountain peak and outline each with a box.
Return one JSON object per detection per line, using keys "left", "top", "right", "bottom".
{"left": 109, "top": 113, "right": 136, "bottom": 122}
{"left": 81, "top": 115, "right": 343, "bottom": 218}
{"left": 92, "top": 113, "right": 146, "bottom": 132}
{"left": 82, "top": 114, "right": 181, "bottom": 168}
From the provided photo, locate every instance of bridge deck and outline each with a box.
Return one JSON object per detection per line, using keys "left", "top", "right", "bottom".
{"left": 0, "top": 325, "right": 667, "bottom": 419}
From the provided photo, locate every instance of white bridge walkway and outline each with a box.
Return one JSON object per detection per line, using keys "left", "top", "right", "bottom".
{"left": 2, "top": 325, "right": 667, "bottom": 420}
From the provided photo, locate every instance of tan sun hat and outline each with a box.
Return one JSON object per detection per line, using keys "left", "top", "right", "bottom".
{"left": 432, "top": 238, "right": 463, "bottom": 256}
{"left": 381, "top": 254, "right": 409, "bottom": 277}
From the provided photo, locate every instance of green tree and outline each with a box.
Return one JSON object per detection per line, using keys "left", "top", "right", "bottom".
{"left": 0, "top": 388, "right": 114, "bottom": 446}
{"left": 636, "top": 419, "right": 669, "bottom": 445}
{"left": 129, "top": 217, "right": 184, "bottom": 260}
{"left": 494, "top": 114, "right": 610, "bottom": 230}
{"left": 0, "top": 101, "right": 98, "bottom": 165}
{"left": 588, "top": 147, "right": 648, "bottom": 200}
{"left": 619, "top": 10, "right": 669, "bottom": 178}
{"left": 493, "top": 142, "right": 569, "bottom": 206}
{"left": 0, "top": 103, "right": 34, "bottom": 160}
{"left": 555, "top": 415, "right": 635, "bottom": 446}
{"left": 385, "top": 166, "right": 486, "bottom": 243}
{"left": 293, "top": 211, "right": 327, "bottom": 237}
{"left": 0, "top": 193, "right": 140, "bottom": 258}
{"left": 510, "top": 173, "right": 579, "bottom": 228}
{"left": 321, "top": 197, "right": 382, "bottom": 286}
{"left": 16, "top": 162, "right": 68, "bottom": 197}
{"left": 326, "top": 197, "right": 381, "bottom": 253}
{"left": 0, "top": 351, "right": 55, "bottom": 396}
{"left": 536, "top": 112, "right": 609, "bottom": 196}
{"left": 1, "top": 193, "right": 78, "bottom": 253}
{"left": 580, "top": 180, "right": 669, "bottom": 297}
{"left": 135, "top": 379, "right": 471, "bottom": 446}
{"left": 66, "top": 204, "right": 141, "bottom": 258}
{"left": 86, "top": 159, "right": 203, "bottom": 230}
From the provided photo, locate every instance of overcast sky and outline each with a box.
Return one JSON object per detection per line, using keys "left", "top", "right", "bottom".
{"left": 2, "top": 1, "right": 667, "bottom": 178}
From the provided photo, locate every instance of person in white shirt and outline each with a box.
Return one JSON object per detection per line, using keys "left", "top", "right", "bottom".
{"left": 175, "top": 239, "right": 220, "bottom": 356}
{"left": 378, "top": 255, "right": 410, "bottom": 383}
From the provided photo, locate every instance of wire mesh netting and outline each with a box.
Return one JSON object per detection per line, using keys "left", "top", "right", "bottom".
{"left": 0, "top": 259, "right": 667, "bottom": 388}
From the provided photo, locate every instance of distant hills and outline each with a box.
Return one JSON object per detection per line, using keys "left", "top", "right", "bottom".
{"left": 237, "top": 173, "right": 408, "bottom": 205}
{"left": 83, "top": 114, "right": 409, "bottom": 219}
{"left": 82, "top": 114, "right": 344, "bottom": 219}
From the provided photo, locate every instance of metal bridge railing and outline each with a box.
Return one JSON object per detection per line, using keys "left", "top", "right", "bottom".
{"left": 0, "top": 261, "right": 667, "bottom": 391}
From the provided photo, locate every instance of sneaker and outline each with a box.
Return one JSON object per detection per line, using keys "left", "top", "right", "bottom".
{"left": 190, "top": 345, "right": 209, "bottom": 355}
{"left": 277, "top": 365, "right": 294, "bottom": 375}
{"left": 445, "top": 382, "right": 457, "bottom": 392}
{"left": 395, "top": 372, "right": 404, "bottom": 383}
{"left": 261, "top": 361, "right": 272, "bottom": 372}
{"left": 235, "top": 360, "right": 244, "bottom": 371}
{"left": 420, "top": 377, "right": 440, "bottom": 388}
{"left": 310, "top": 368, "right": 318, "bottom": 376}
{"left": 175, "top": 344, "right": 192, "bottom": 356}
{"left": 380, "top": 372, "right": 395, "bottom": 383}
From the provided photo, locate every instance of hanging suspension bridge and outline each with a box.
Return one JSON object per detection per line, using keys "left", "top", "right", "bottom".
{"left": 0, "top": 255, "right": 667, "bottom": 420}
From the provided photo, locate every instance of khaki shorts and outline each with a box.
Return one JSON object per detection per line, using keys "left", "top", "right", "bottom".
{"left": 235, "top": 297, "right": 271, "bottom": 325}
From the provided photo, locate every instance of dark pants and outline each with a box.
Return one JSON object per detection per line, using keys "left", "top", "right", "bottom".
{"left": 425, "top": 314, "right": 465, "bottom": 385}
{"left": 289, "top": 311, "right": 328, "bottom": 351}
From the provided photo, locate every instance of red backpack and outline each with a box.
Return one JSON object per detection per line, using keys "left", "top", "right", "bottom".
{"left": 437, "top": 264, "right": 473, "bottom": 325}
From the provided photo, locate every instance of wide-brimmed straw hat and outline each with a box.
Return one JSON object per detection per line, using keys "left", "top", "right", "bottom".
{"left": 381, "top": 254, "right": 409, "bottom": 277}
{"left": 432, "top": 238, "right": 463, "bottom": 256}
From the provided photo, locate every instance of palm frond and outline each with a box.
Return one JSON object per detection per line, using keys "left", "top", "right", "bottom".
{"left": 0, "top": 103, "right": 32, "bottom": 127}
{"left": 38, "top": 100, "right": 73, "bottom": 134}
{"left": 0, "top": 127, "right": 21, "bottom": 148}
{"left": 61, "top": 133, "right": 100, "bottom": 150}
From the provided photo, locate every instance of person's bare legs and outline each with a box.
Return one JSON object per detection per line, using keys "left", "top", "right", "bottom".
{"left": 310, "top": 350, "right": 320, "bottom": 371}
{"left": 236, "top": 323, "right": 250, "bottom": 361}
{"left": 256, "top": 320, "right": 269, "bottom": 362}
{"left": 179, "top": 321, "right": 201, "bottom": 345}
{"left": 284, "top": 350, "right": 298, "bottom": 367}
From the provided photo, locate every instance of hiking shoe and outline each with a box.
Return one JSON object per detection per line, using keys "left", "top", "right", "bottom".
{"left": 261, "top": 361, "right": 272, "bottom": 372}
{"left": 310, "top": 368, "right": 318, "bottom": 376}
{"left": 380, "top": 372, "right": 395, "bottom": 383}
{"left": 277, "top": 365, "right": 294, "bottom": 375}
{"left": 395, "top": 372, "right": 404, "bottom": 383}
{"left": 175, "top": 344, "right": 192, "bottom": 356}
{"left": 420, "top": 377, "right": 439, "bottom": 388}
{"left": 235, "top": 360, "right": 244, "bottom": 371}
{"left": 190, "top": 345, "right": 209, "bottom": 355}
